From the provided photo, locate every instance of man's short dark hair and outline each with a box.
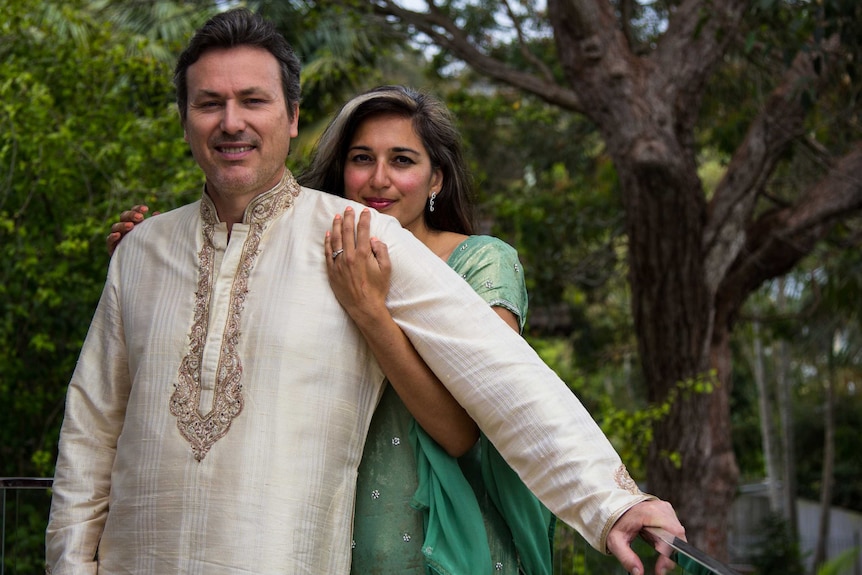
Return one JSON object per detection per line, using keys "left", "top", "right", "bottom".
{"left": 174, "top": 8, "right": 301, "bottom": 123}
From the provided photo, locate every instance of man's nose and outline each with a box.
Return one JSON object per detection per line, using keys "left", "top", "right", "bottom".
{"left": 220, "top": 101, "right": 246, "bottom": 134}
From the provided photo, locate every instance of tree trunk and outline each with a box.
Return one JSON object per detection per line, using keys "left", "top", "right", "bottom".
{"left": 595, "top": 122, "right": 735, "bottom": 557}
{"left": 751, "top": 321, "right": 782, "bottom": 512}
{"left": 680, "top": 304, "right": 739, "bottom": 558}
{"left": 813, "top": 333, "right": 836, "bottom": 571}
{"left": 358, "top": 0, "right": 862, "bottom": 559}
{"left": 776, "top": 279, "right": 799, "bottom": 533}
{"left": 547, "top": 0, "right": 743, "bottom": 551}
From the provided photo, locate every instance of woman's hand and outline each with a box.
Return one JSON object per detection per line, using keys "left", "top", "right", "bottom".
{"left": 324, "top": 206, "right": 392, "bottom": 322}
{"left": 106, "top": 205, "right": 154, "bottom": 256}
{"left": 324, "top": 206, "right": 480, "bottom": 455}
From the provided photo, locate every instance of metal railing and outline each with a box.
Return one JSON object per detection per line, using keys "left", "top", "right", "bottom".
{"left": 1, "top": 478, "right": 53, "bottom": 575}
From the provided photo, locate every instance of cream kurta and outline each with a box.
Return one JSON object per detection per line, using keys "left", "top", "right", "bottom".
{"left": 47, "top": 172, "right": 649, "bottom": 575}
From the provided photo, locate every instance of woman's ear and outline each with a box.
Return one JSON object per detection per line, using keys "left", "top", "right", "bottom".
{"left": 429, "top": 168, "right": 443, "bottom": 197}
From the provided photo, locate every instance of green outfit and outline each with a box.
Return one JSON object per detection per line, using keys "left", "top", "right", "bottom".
{"left": 351, "top": 236, "right": 554, "bottom": 575}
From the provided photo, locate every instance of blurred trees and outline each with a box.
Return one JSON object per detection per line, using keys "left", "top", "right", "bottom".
{"left": 1, "top": 0, "right": 861, "bottom": 570}
{"left": 0, "top": 0, "right": 196, "bottom": 475}
{"left": 0, "top": 0, "right": 200, "bottom": 568}
{"left": 311, "top": 0, "right": 862, "bottom": 555}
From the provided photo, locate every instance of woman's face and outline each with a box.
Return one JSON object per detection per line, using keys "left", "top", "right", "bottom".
{"left": 343, "top": 114, "right": 442, "bottom": 236}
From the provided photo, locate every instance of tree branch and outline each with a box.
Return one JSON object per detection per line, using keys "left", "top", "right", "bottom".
{"left": 501, "top": 0, "right": 556, "bottom": 84}
{"left": 618, "top": 0, "right": 636, "bottom": 53}
{"left": 720, "top": 143, "right": 862, "bottom": 309}
{"left": 547, "top": 0, "right": 610, "bottom": 40}
{"left": 653, "top": 0, "right": 749, "bottom": 96}
{"left": 364, "top": 0, "right": 583, "bottom": 111}
{"left": 703, "top": 34, "right": 843, "bottom": 294}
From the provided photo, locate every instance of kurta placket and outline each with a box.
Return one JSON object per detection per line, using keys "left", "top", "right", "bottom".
{"left": 198, "top": 223, "right": 249, "bottom": 415}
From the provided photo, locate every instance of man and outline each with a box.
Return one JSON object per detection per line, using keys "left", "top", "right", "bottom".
{"left": 46, "top": 9, "right": 683, "bottom": 575}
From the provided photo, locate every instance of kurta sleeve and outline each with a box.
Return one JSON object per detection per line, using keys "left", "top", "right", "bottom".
{"left": 46, "top": 258, "right": 132, "bottom": 575}
{"left": 373, "top": 217, "right": 652, "bottom": 553}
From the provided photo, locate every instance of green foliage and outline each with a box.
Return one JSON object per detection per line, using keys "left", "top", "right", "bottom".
{"left": 597, "top": 371, "right": 717, "bottom": 476}
{"left": 1, "top": 0, "right": 201, "bottom": 568}
{"left": 700, "top": 0, "right": 862, "bottom": 172}
{"left": 1, "top": 0, "right": 859, "bottom": 569}
{"left": 733, "top": 248, "right": 862, "bottom": 510}
{"left": 530, "top": 326, "right": 719, "bottom": 480}
{"left": 750, "top": 514, "right": 806, "bottom": 575}
{"left": 794, "top": 379, "right": 862, "bottom": 511}
{"left": 789, "top": 247, "right": 862, "bottom": 512}
{"left": 728, "top": 343, "right": 766, "bottom": 482}
{"left": 263, "top": 0, "right": 419, "bottom": 127}
{"left": 443, "top": 89, "right": 624, "bottom": 312}
{"left": 1, "top": 489, "right": 53, "bottom": 575}
{"left": 816, "top": 547, "right": 860, "bottom": 575}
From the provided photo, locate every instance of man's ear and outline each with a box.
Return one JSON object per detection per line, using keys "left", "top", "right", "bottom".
{"left": 288, "top": 103, "right": 299, "bottom": 138}
{"left": 180, "top": 111, "right": 189, "bottom": 142}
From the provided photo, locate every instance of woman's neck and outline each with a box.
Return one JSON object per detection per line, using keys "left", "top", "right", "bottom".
{"left": 414, "top": 227, "right": 468, "bottom": 262}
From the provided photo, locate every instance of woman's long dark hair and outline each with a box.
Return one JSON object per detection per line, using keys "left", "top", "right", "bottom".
{"left": 299, "top": 86, "right": 474, "bottom": 235}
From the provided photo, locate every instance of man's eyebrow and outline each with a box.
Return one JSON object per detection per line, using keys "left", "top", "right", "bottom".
{"left": 237, "top": 87, "right": 275, "bottom": 98}
{"left": 192, "top": 87, "right": 274, "bottom": 98}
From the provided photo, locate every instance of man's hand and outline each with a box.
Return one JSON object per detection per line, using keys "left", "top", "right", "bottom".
{"left": 606, "top": 499, "right": 685, "bottom": 575}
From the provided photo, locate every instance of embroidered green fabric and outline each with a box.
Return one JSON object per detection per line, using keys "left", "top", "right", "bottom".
{"left": 351, "top": 236, "right": 553, "bottom": 575}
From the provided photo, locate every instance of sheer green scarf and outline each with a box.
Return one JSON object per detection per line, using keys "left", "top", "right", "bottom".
{"left": 410, "top": 422, "right": 554, "bottom": 575}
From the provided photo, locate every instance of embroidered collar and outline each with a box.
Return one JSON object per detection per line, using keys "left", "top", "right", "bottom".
{"left": 199, "top": 169, "right": 302, "bottom": 226}
{"left": 171, "top": 168, "right": 302, "bottom": 462}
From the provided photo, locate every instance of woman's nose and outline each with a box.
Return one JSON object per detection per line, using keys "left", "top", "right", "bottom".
{"left": 369, "top": 162, "right": 390, "bottom": 188}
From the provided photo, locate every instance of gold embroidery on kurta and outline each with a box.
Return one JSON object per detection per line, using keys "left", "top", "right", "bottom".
{"left": 614, "top": 464, "right": 640, "bottom": 494}
{"left": 170, "top": 171, "right": 302, "bottom": 461}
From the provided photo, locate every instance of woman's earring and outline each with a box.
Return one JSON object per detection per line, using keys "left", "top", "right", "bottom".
{"left": 429, "top": 192, "right": 437, "bottom": 212}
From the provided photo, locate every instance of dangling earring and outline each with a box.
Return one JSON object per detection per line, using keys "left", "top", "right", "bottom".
{"left": 429, "top": 192, "right": 437, "bottom": 212}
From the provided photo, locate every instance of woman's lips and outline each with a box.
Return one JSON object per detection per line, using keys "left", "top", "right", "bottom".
{"left": 364, "top": 198, "right": 395, "bottom": 210}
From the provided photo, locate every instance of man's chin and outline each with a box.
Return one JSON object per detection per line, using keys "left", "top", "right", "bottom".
{"left": 206, "top": 170, "right": 285, "bottom": 199}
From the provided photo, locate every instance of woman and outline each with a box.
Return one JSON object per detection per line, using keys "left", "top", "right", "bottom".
{"left": 107, "top": 85, "right": 553, "bottom": 575}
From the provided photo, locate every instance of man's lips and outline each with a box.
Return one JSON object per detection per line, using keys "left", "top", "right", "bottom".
{"left": 363, "top": 198, "right": 395, "bottom": 210}
{"left": 215, "top": 144, "right": 255, "bottom": 158}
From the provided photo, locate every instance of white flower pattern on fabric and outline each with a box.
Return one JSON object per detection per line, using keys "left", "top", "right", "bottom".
{"left": 351, "top": 235, "right": 531, "bottom": 575}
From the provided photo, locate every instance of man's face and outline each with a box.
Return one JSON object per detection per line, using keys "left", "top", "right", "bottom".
{"left": 183, "top": 45, "right": 298, "bottom": 204}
